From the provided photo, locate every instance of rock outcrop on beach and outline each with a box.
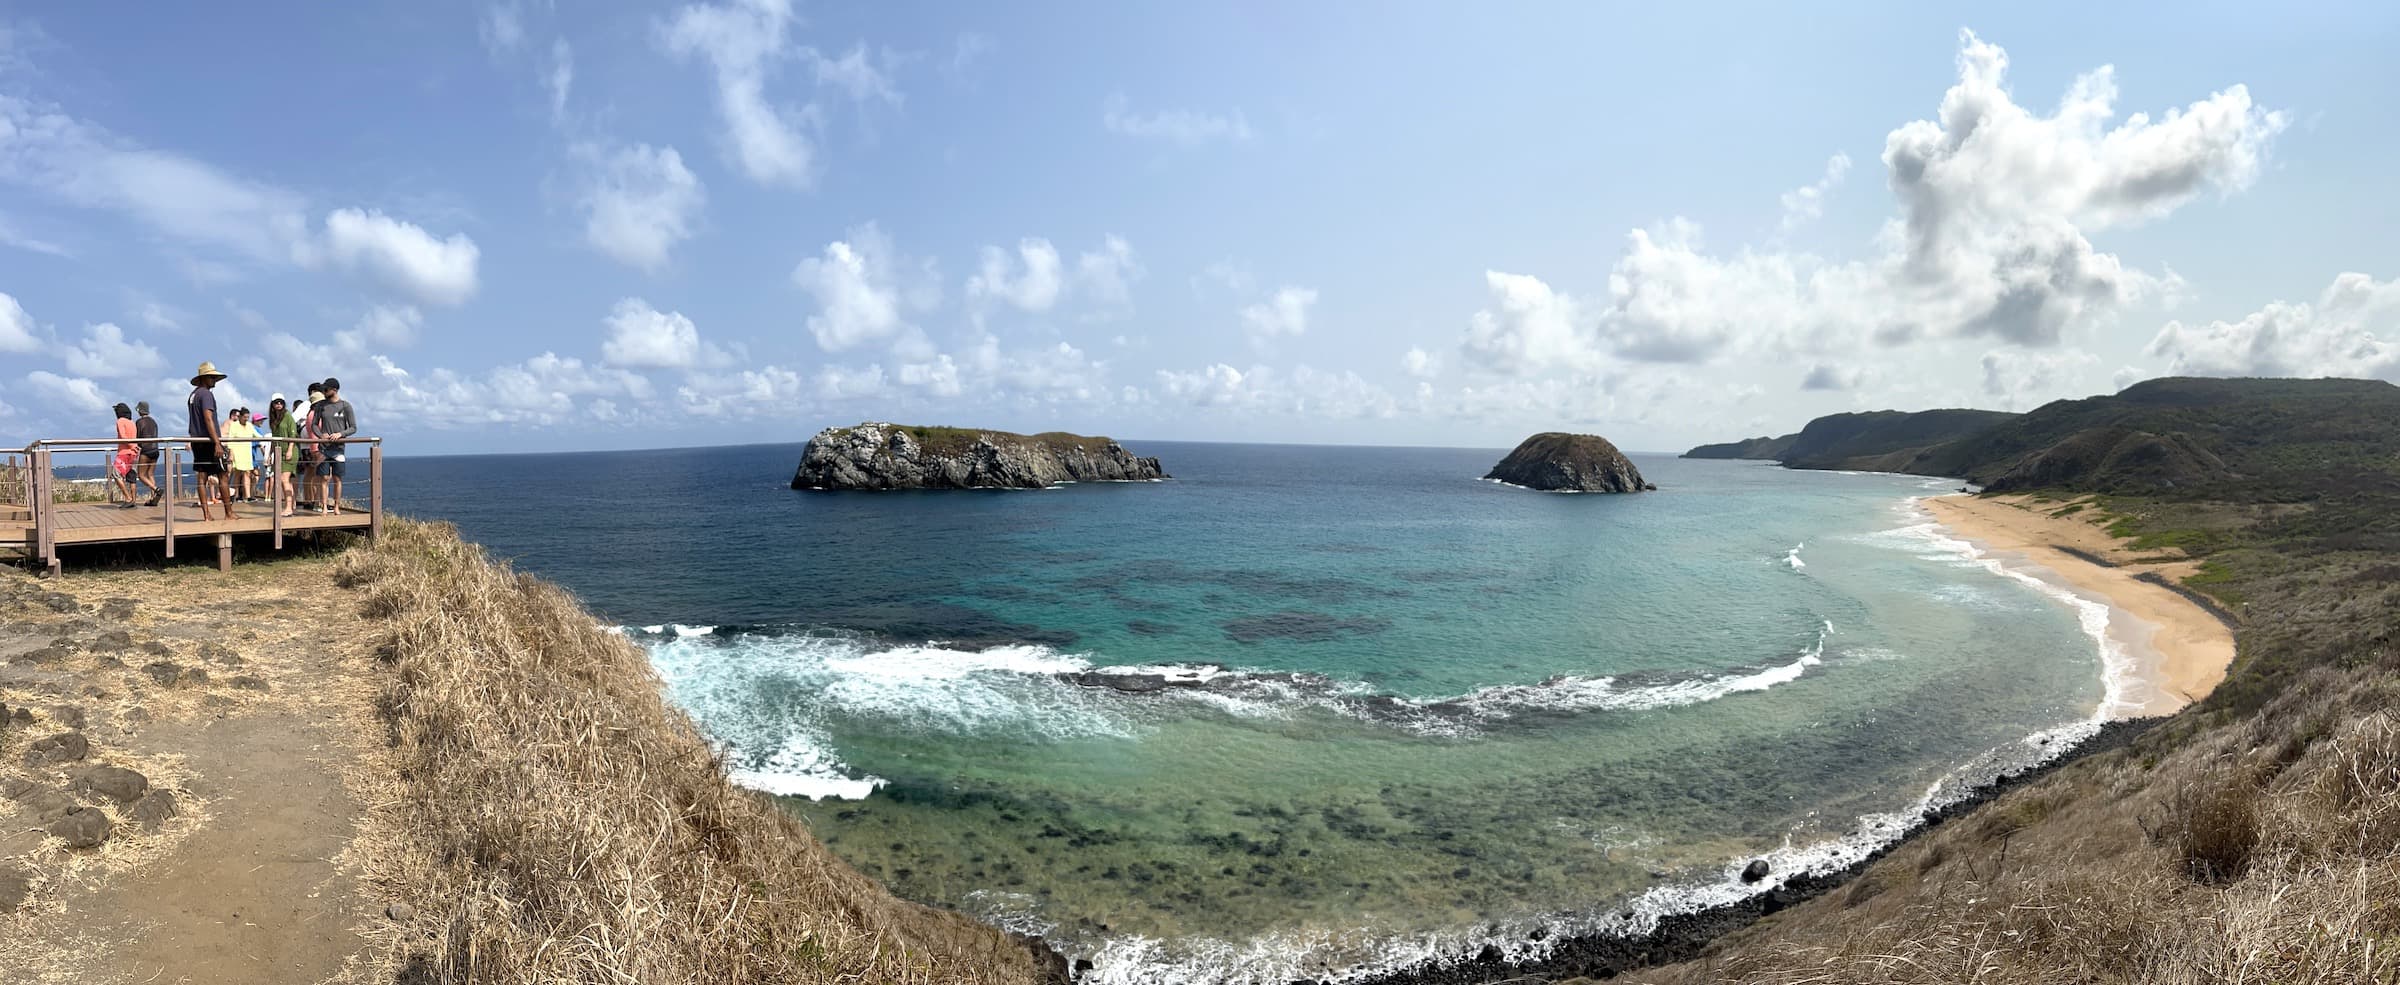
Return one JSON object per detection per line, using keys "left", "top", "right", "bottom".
{"left": 1682, "top": 433, "right": 1798, "bottom": 460}
{"left": 1484, "top": 433, "right": 1654, "bottom": 492}
{"left": 791, "top": 422, "right": 1168, "bottom": 490}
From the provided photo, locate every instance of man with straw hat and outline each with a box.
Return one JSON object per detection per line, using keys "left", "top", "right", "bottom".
{"left": 187, "top": 360, "right": 238, "bottom": 521}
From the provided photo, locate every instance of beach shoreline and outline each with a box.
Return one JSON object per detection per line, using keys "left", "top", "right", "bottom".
{"left": 1921, "top": 493, "right": 2236, "bottom": 715}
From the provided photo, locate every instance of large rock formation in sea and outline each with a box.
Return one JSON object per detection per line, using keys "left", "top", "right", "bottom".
{"left": 791, "top": 422, "right": 1169, "bottom": 490}
{"left": 1484, "top": 432, "right": 1654, "bottom": 492}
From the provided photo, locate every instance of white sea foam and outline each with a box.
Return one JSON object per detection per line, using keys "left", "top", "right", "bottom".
{"left": 1782, "top": 541, "right": 1806, "bottom": 569}
{"left": 1447, "top": 621, "right": 1829, "bottom": 719}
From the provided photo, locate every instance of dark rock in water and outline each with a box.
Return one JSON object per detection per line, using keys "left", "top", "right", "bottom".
{"left": 72, "top": 766, "right": 148, "bottom": 806}
{"left": 792, "top": 422, "right": 1169, "bottom": 490}
{"left": 130, "top": 790, "right": 178, "bottom": 832}
{"left": 1741, "top": 858, "right": 1772, "bottom": 883}
{"left": 23, "top": 731, "right": 89, "bottom": 766}
{"left": 47, "top": 805, "right": 112, "bottom": 849}
{"left": 1484, "top": 433, "right": 1652, "bottom": 493}
{"left": 1066, "top": 672, "right": 1194, "bottom": 694}
{"left": 1474, "top": 943, "right": 1504, "bottom": 964}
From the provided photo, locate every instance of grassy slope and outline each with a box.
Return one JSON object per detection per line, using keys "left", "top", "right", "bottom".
{"left": 335, "top": 520, "right": 1054, "bottom": 985}
{"left": 1629, "top": 381, "right": 2400, "bottom": 985}
{"left": 1680, "top": 434, "right": 1796, "bottom": 460}
{"left": 1775, "top": 409, "right": 2021, "bottom": 471}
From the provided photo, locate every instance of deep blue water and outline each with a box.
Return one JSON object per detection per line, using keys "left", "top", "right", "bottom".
{"left": 383, "top": 441, "right": 2111, "bottom": 983}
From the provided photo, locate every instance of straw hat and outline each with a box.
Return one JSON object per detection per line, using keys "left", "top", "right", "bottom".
{"left": 190, "top": 361, "right": 228, "bottom": 385}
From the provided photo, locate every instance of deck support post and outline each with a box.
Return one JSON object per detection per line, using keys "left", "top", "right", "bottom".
{"left": 368, "top": 443, "right": 383, "bottom": 546}
{"left": 162, "top": 445, "right": 177, "bottom": 560}
{"left": 215, "top": 533, "right": 232, "bottom": 573}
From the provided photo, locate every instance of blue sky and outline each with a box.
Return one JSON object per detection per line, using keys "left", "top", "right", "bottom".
{"left": 3, "top": 2, "right": 2396, "bottom": 454}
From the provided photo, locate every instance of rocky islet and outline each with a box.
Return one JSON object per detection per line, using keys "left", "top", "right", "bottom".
{"left": 792, "top": 422, "right": 1168, "bottom": 490}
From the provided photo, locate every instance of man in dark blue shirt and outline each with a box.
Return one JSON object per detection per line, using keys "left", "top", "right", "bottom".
{"left": 186, "top": 361, "right": 236, "bottom": 521}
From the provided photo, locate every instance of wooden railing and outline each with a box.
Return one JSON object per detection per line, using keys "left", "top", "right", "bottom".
{"left": 8, "top": 436, "right": 382, "bottom": 575}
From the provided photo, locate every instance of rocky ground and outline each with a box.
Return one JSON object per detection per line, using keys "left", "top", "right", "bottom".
{"left": 0, "top": 553, "right": 390, "bottom": 984}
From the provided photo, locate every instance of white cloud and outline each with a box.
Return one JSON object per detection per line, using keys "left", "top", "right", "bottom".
{"left": 2112, "top": 365, "right": 2152, "bottom": 391}
{"left": 574, "top": 142, "right": 705, "bottom": 271}
{"left": 600, "top": 297, "right": 724, "bottom": 369}
{"left": 660, "top": 0, "right": 817, "bottom": 188}
{"left": 546, "top": 39, "right": 575, "bottom": 122}
{"left": 1979, "top": 348, "right": 2099, "bottom": 410}
{"left": 1076, "top": 236, "right": 1143, "bottom": 310}
{"left": 304, "top": 208, "right": 482, "bottom": 306}
{"left": 1779, "top": 152, "right": 1851, "bottom": 231}
{"left": 0, "top": 291, "right": 38, "bottom": 352}
{"left": 0, "top": 92, "right": 311, "bottom": 262}
{"left": 1460, "top": 271, "right": 1598, "bottom": 375}
{"left": 60, "top": 322, "right": 165, "bottom": 379}
{"left": 808, "top": 43, "right": 900, "bottom": 104}
{"left": 967, "top": 238, "right": 1064, "bottom": 312}
{"left": 24, "top": 370, "right": 107, "bottom": 416}
{"left": 1402, "top": 347, "right": 1438, "bottom": 379}
{"left": 1240, "top": 286, "right": 1317, "bottom": 345}
{"left": 1798, "top": 363, "right": 1864, "bottom": 391}
{"left": 792, "top": 223, "right": 932, "bottom": 353}
{"left": 2148, "top": 271, "right": 2400, "bottom": 380}
{"left": 336, "top": 304, "right": 423, "bottom": 351}
{"left": 132, "top": 299, "right": 184, "bottom": 333}
{"left": 1455, "top": 30, "right": 2287, "bottom": 379}
{"left": 1156, "top": 363, "right": 1397, "bottom": 418}
{"left": 479, "top": 2, "right": 526, "bottom": 53}
{"left": 1103, "top": 93, "right": 1254, "bottom": 146}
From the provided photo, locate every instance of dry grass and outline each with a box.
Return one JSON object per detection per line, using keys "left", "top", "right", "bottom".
{"left": 333, "top": 519, "right": 1055, "bottom": 985}
{"left": 1634, "top": 668, "right": 2400, "bottom": 985}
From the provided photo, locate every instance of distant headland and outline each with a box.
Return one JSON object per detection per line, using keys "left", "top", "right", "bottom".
{"left": 1484, "top": 432, "right": 1654, "bottom": 492}
{"left": 791, "top": 422, "right": 1169, "bottom": 490}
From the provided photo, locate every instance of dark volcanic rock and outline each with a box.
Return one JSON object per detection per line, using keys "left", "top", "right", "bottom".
{"left": 0, "top": 864, "right": 31, "bottom": 911}
{"left": 47, "top": 805, "right": 112, "bottom": 848}
{"left": 1066, "top": 672, "right": 1190, "bottom": 694}
{"left": 72, "top": 766, "right": 149, "bottom": 806}
{"left": 1741, "top": 858, "right": 1772, "bottom": 883}
{"left": 130, "top": 790, "right": 178, "bottom": 832}
{"left": 792, "top": 422, "right": 1168, "bottom": 490}
{"left": 23, "top": 731, "right": 89, "bottom": 766}
{"left": 1484, "top": 433, "right": 1653, "bottom": 493}
{"left": 1222, "top": 612, "right": 1392, "bottom": 644}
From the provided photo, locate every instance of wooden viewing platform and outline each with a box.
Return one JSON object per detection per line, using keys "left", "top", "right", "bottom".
{"left": 4, "top": 436, "right": 381, "bottom": 576}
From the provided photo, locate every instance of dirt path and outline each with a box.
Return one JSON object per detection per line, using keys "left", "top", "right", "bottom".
{"left": 0, "top": 555, "right": 387, "bottom": 984}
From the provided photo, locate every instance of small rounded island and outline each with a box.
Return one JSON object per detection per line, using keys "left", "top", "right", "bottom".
{"left": 1484, "top": 432, "right": 1655, "bottom": 493}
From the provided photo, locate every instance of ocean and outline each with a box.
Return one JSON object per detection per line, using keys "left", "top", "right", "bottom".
{"left": 383, "top": 441, "right": 2121, "bottom": 983}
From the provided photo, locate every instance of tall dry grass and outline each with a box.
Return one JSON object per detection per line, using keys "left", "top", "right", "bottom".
{"left": 1635, "top": 666, "right": 2400, "bottom": 985}
{"left": 335, "top": 519, "right": 1057, "bottom": 985}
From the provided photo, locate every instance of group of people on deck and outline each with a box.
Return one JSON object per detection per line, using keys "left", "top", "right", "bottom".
{"left": 104, "top": 361, "right": 359, "bottom": 522}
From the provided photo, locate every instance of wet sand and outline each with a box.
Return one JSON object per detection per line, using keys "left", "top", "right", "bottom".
{"left": 1923, "top": 493, "right": 2235, "bottom": 715}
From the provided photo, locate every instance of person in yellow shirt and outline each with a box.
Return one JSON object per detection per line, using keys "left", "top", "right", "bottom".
{"left": 224, "top": 408, "right": 260, "bottom": 503}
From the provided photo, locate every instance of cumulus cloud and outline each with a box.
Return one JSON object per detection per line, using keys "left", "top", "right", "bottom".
{"left": 2147, "top": 272, "right": 2400, "bottom": 380}
{"left": 1979, "top": 348, "right": 2099, "bottom": 410}
{"left": 967, "top": 238, "right": 1064, "bottom": 312}
{"left": 1156, "top": 363, "right": 1397, "bottom": 418}
{"left": 574, "top": 142, "right": 705, "bottom": 271}
{"left": 1456, "top": 30, "right": 2287, "bottom": 378}
{"left": 0, "top": 291, "right": 38, "bottom": 352}
{"left": 660, "top": 0, "right": 817, "bottom": 188}
{"left": 1779, "top": 153, "right": 1852, "bottom": 231}
{"left": 1240, "top": 286, "right": 1317, "bottom": 345}
{"left": 1402, "top": 347, "right": 1438, "bottom": 378}
{"left": 0, "top": 92, "right": 311, "bottom": 261}
{"left": 337, "top": 304, "right": 422, "bottom": 351}
{"left": 547, "top": 39, "right": 575, "bottom": 122}
{"left": 304, "top": 209, "right": 481, "bottom": 306}
{"left": 61, "top": 322, "right": 165, "bottom": 379}
{"left": 1075, "top": 236, "right": 1143, "bottom": 310}
{"left": 791, "top": 223, "right": 933, "bottom": 353}
{"left": 600, "top": 297, "right": 725, "bottom": 369}
{"left": 1103, "top": 93, "right": 1254, "bottom": 146}
{"left": 24, "top": 370, "right": 107, "bottom": 415}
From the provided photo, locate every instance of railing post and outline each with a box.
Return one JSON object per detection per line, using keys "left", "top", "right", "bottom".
{"left": 31, "top": 448, "right": 57, "bottom": 577}
{"left": 162, "top": 443, "right": 177, "bottom": 560}
{"left": 271, "top": 437, "right": 285, "bottom": 551}
{"left": 369, "top": 442, "right": 383, "bottom": 546}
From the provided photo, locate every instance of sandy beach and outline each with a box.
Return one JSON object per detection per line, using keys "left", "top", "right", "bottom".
{"left": 1923, "top": 493, "right": 2235, "bottom": 715}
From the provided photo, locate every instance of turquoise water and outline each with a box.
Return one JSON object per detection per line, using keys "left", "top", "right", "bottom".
{"left": 388, "top": 443, "right": 2113, "bottom": 983}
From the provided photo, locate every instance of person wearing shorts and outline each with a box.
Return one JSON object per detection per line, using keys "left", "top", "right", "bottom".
{"left": 187, "top": 361, "right": 237, "bottom": 521}
{"left": 133, "top": 401, "right": 162, "bottom": 506}
{"left": 110, "top": 403, "right": 139, "bottom": 507}
{"left": 309, "top": 377, "right": 358, "bottom": 515}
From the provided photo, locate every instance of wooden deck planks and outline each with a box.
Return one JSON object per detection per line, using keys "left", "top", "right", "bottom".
{"left": 42, "top": 501, "right": 369, "bottom": 545}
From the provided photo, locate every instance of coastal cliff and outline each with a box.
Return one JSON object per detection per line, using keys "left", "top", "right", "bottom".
{"left": 793, "top": 422, "right": 1167, "bottom": 490}
{"left": 1681, "top": 433, "right": 1796, "bottom": 460}
{"left": 1484, "top": 432, "right": 1654, "bottom": 492}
